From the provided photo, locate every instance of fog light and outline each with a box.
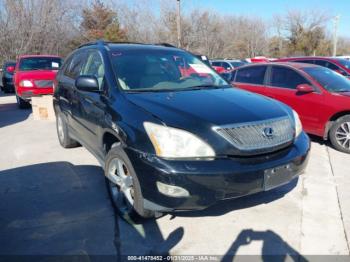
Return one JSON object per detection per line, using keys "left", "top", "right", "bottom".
{"left": 156, "top": 181, "right": 190, "bottom": 197}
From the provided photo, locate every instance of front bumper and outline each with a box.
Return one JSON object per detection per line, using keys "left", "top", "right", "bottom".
{"left": 17, "top": 87, "right": 53, "bottom": 101}
{"left": 126, "top": 132, "right": 310, "bottom": 212}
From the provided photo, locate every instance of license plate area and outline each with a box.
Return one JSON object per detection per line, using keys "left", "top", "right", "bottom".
{"left": 264, "top": 164, "right": 295, "bottom": 191}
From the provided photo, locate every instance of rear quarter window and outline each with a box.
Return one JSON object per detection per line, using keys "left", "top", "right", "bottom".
{"left": 64, "top": 50, "right": 87, "bottom": 79}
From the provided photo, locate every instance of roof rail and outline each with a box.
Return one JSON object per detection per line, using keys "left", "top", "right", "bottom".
{"left": 78, "top": 40, "right": 106, "bottom": 49}
{"left": 155, "top": 43, "right": 177, "bottom": 48}
{"left": 78, "top": 41, "right": 178, "bottom": 49}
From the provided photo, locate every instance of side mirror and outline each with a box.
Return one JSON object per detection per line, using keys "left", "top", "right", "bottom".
{"left": 75, "top": 75, "right": 99, "bottom": 92}
{"left": 296, "top": 84, "right": 314, "bottom": 93}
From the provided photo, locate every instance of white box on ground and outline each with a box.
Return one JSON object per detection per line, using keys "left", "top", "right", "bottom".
{"left": 31, "top": 95, "right": 55, "bottom": 121}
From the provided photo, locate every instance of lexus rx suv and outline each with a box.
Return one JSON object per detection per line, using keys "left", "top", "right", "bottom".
{"left": 54, "top": 41, "right": 310, "bottom": 220}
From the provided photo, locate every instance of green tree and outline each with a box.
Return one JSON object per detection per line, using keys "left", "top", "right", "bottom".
{"left": 80, "top": 0, "right": 127, "bottom": 42}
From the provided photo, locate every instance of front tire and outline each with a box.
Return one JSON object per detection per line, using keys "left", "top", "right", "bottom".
{"left": 105, "top": 144, "right": 155, "bottom": 221}
{"left": 329, "top": 115, "right": 350, "bottom": 154}
{"left": 56, "top": 113, "right": 80, "bottom": 148}
{"left": 16, "top": 95, "right": 30, "bottom": 109}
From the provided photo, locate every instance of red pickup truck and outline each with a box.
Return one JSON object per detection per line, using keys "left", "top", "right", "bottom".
{"left": 14, "top": 55, "right": 62, "bottom": 108}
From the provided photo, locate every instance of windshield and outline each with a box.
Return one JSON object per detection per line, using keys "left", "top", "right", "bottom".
{"left": 303, "top": 67, "right": 350, "bottom": 93}
{"left": 19, "top": 57, "right": 62, "bottom": 71}
{"left": 335, "top": 58, "right": 350, "bottom": 69}
{"left": 110, "top": 49, "right": 228, "bottom": 92}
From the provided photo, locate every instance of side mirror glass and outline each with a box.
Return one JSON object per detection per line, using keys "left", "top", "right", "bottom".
{"left": 75, "top": 75, "right": 99, "bottom": 92}
{"left": 296, "top": 84, "right": 314, "bottom": 93}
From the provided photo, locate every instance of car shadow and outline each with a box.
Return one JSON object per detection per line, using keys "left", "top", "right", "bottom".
{"left": 222, "top": 229, "right": 307, "bottom": 262}
{"left": 0, "top": 162, "right": 183, "bottom": 258}
{"left": 172, "top": 177, "right": 298, "bottom": 218}
{"left": 0, "top": 96, "right": 31, "bottom": 128}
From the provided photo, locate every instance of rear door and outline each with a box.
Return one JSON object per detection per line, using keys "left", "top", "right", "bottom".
{"left": 233, "top": 65, "right": 268, "bottom": 96}
{"left": 265, "top": 65, "right": 325, "bottom": 134}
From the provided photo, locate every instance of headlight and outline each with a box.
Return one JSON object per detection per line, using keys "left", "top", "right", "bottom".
{"left": 143, "top": 122, "right": 215, "bottom": 158}
{"left": 19, "top": 80, "right": 34, "bottom": 88}
{"left": 293, "top": 110, "right": 302, "bottom": 137}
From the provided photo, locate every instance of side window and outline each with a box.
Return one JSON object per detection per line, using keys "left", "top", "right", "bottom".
{"left": 65, "top": 51, "right": 87, "bottom": 79}
{"left": 326, "top": 62, "right": 340, "bottom": 70}
{"left": 314, "top": 60, "right": 328, "bottom": 67}
{"left": 270, "top": 66, "right": 310, "bottom": 89}
{"left": 236, "top": 66, "right": 267, "bottom": 85}
{"left": 211, "top": 61, "right": 221, "bottom": 67}
{"left": 297, "top": 60, "right": 314, "bottom": 64}
{"left": 82, "top": 50, "right": 105, "bottom": 90}
{"left": 222, "top": 62, "right": 231, "bottom": 70}
{"left": 62, "top": 56, "right": 74, "bottom": 76}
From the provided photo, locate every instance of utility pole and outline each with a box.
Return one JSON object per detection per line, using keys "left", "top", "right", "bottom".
{"left": 333, "top": 15, "right": 340, "bottom": 57}
{"left": 176, "top": 0, "right": 181, "bottom": 48}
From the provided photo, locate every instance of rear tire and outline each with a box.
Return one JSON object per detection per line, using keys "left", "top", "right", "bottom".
{"left": 56, "top": 112, "right": 80, "bottom": 148}
{"left": 329, "top": 115, "right": 350, "bottom": 154}
{"left": 105, "top": 144, "right": 155, "bottom": 222}
{"left": 16, "top": 95, "right": 30, "bottom": 109}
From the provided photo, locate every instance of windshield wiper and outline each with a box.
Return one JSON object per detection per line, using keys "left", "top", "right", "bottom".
{"left": 185, "top": 85, "right": 228, "bottom": 90}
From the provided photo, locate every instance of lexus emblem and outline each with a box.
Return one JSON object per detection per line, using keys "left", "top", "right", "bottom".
{"left": 263, "top": 127, "right": 274, "bottom": 138}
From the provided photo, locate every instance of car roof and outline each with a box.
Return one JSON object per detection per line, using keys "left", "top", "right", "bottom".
{"left": 18, "top": 55, "right": 61, "bottom": 59}
{"left": 3, "top": 61, "right": 16, "bottom": 65}
{"left": 107, "top": 43, "right": 181, "bottom": 52}
{"left": 235, "top": 62, "right": 318, "bottom": 70}
{"left": 277, "top": 56, "right": 337, "bottom": 61}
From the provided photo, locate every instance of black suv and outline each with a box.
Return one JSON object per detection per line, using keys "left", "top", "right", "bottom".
{"left": 1, "top": 61, "right": 16, "bottom": 93}
{"left": 54, "top": 41, "right": 310, "bottom": 219}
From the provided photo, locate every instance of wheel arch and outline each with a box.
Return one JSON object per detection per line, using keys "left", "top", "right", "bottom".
{"left": 324, "top": 111, "right": 350, "bottom": 139}
{"left": 102, "top": 130, "right": 124, "bottom": 155}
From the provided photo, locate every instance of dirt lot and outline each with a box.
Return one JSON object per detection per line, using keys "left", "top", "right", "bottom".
{"left": 1, "top": 93, "right": 350, "bottom": 259}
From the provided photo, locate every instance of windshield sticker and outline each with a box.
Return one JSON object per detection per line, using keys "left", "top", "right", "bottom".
{"left": 52, "top": 62, "right": 59, "bottom": 68}
{"left": 201, "top": 56, "right": 208, "bottom": 61}
{"left": 189, "top": 64, "right": 211, "bottom": 74}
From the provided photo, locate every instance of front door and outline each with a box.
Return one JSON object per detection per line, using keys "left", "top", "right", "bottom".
{"left": 265, "top": 65, "right": 325, "bottom": 135}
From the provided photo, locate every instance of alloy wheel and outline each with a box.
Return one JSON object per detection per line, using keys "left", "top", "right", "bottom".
{"left": 108, "top": 157, "right": 135, "bottom": 212}
{"left": 57, "top": 116, "right": 65, "bottom": 142}
{"left": 335, "top": 122, "right": 350, "bottom": 150}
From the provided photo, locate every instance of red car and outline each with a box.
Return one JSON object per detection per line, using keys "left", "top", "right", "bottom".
{"left": 230, "top": 62, "right": 350, "bottom": 153}
{"left": 212, "top": 65, "right": 226, "bottom": 74}
{"left": 275, "top": 57, "right": 350, "bottom": 78}
{"left": 14, "top": 55, "right": 62, "bottom": 108}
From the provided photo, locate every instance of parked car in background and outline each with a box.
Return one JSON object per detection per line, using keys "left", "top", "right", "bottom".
{"left": 54, "top": 41, "right": 310, "bottom": 220}
{"left": 1, "top": 61, "right": 16, "bottom": 93}
{"left": 211, "top": 59, "right": 248, "bottom": 71}
{"left": 337, "top": 56, "right": 350, "bottom": 61}
{"left": 14, "top": 55, "right": 62, "bottom": 108}
{"left": 231, "top": 62, "right": 350, "bottom": 153}
{"left": 212, "top": 65, "right": 226, "bottom": 74}
{"left": 275, "top": 57, "right": 350, "bottom": 78}
{"left": 249, "top": 56, "right": 270, "bottom": 63}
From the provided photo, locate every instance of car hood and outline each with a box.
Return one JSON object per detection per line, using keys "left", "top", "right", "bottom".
{"left": 125, "top": 87, "right": 291, "bottom": 127}
{"left": 16, "top": 70, "right": 58, "bottom": 81}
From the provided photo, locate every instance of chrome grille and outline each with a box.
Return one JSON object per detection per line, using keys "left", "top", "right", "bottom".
{"left": 214, "top": 117, "right": 294, "bottom": 153}
{"left": 34, "top": 80, "right": 53, "bottom": 88}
